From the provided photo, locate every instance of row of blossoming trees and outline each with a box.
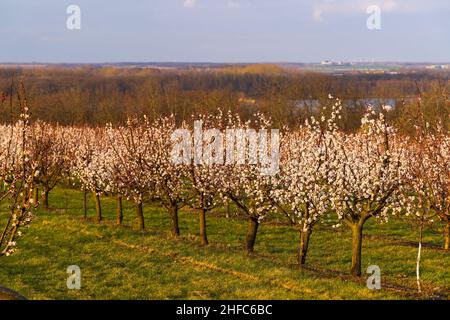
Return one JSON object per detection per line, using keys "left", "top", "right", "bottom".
{"left": 1, "top": 93, "right": 449, "bottom": 277}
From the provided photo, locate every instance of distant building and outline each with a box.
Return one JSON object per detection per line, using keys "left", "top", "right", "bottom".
{"left": 425, "top": 65, "right": 449, "bottom": 70}
{"left": 320, "top": 60, "right": 345, "bottom": 66}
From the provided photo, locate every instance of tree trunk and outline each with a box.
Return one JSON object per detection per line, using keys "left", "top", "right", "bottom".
{"left": 116, "top": 195, "right": 123, "bottom": 225}
{"left": 43, "top": 189, "right": 49, "bottom": 209}
{"left": 34, "top": 187, "right": 39, "bottom": 205}
{"left": 350, "top": 223, "right": 364, "bottom": 277}
{"left": 135, "top": 201, "right": 145, "bottom": 230}
{"left": 83, "top": 189, "right": 87, "bottom": 219}
{"left": 298, "top": 228, "right": 312, "bottom": 266}
{"left": 93, "top": 191, "right": 102, "bottom": 224}
{"left": 170, "top": 205, "right": 180, "bottom": 237}
{"left": 245, "top": 216, "right": 259, "bottom": 253}
{"left": 444, "top": 221, "right": 449, "bottom": 251}
{"left": 199, "top": 208, "right": 208, "bottom": 246}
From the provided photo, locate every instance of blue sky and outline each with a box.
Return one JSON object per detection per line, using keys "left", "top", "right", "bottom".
{"left": 1, "top": 0, "right": 449, "bottom": 63}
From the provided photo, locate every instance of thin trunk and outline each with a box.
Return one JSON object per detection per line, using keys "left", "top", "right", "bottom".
{"left": 170, "top": 205, "right": 180, "bottom": 237}
{"left": 135, "top": 201, "right": 145, "bottom": 230}
{"left": 226, "top": 202, "right": 230, "bottom": 219}
{"left": 298, "top": 228, "right": 312, "bottom": 266}
{"left": 43, "top": 189, "right": 49, "bottom": 209}
{"left": 199, "top": 208, "right": 208, "bottom": 246}
{"left": 416, "top": 222, "right": 423, "bottom": 293}
{"left": 0, "top": 209, "right": 14, "bottom": 248}
{"left": 116, "top": 195, "right": 123, "bottom": 225}
{"left": 2, "top": 208, "right": 23, "bottom": 255}
{"left": 350, "top": 223, "right": 364, "bottom": 277}
{"left": 444, "top": 221, "right": 449, "bottom": 251}
{"left": 245, "top": 216, "right": 259, "bottom": 253}
{"left": 34, "top": 187, "right": 39, "bottom": 204}
{"left": 93, "top": 191, "right": 102, "bottom": 224}
{"left": 83, "top": 189, "right": 87, "bottom": 220}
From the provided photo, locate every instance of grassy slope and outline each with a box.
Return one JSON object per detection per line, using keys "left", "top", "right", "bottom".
{"left": 0, "top": 187, "right": 448, "bottom": 300}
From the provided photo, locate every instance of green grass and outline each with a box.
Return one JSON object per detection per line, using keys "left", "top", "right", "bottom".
{"left": 0, "top": 187, "right": 448, "bottom": 300}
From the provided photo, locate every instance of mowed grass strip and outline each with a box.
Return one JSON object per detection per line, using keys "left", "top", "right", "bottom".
{"left": 0, "top": 187, "right": 448, "bottom": 300}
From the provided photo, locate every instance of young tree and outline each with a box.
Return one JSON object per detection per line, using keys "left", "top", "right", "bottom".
{"left": 403, "top": 123, "right": 450, "bottom": 251}
{"left": 106, "top": 118, "right": 156, "bottom": 230}
{"left": 0, "top": 84, "right": 39, "bottom": 257}
{"left": 29, "top": 121, "right": 70, "bottom": 209}
{"left": 180, "top": 114, "right": 225, "bottom": 246}
{"left": 223, "top": 161, "right": 277, "bottom": 253}
{"left": 101, "top": 141, "right": 125, "bottom": 226}
{"left": 396, "top": 140, "right": 433, "bottom": 293}
{"left": 421, "top": 126, "right": 450, "bottom": 250}
{"left": 221, "top": 114, "right": 279, "bottom": 253}
{"left": 329, "top": 105, "right": 408, "bottom": 276}
{"left": 71, "top": 127, "right": 110, "bottom": 223}
{"left": 274, "top": 101, "right": 341, "bottom": 265}
{"left": 151, "top": 116, "right": 187, "bottom": 236}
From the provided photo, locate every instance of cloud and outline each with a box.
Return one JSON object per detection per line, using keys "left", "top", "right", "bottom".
{"left": 183, "top": 0, "right": 196, "bottom": 8}
{"left": 227, "top": 1, "right": 241, "bottom": 9}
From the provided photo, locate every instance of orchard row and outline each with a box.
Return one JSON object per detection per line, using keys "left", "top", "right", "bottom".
{"left": 0, "top": 90, "right": 448, "bottom": 278}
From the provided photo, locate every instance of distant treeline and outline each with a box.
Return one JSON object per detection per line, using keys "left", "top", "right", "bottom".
{"left": 0, "top": 66, "right": 448, "bottom": 132}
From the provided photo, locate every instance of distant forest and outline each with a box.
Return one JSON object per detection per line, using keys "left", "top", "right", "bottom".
{"left": 0, "top": 65, "right": 448, "bottom": 133}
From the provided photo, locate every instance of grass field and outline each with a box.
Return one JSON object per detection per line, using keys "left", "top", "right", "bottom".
{"left": 0, "top": 187, "right": 448, "bottom": 300}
